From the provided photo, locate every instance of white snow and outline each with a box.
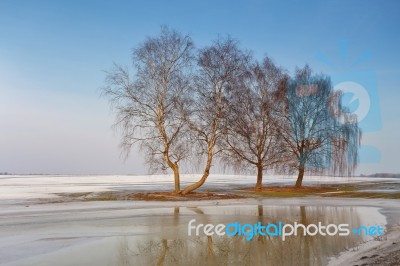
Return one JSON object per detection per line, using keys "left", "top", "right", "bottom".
{"left": 0, "top": 174, "right": 398, "bottom": 203}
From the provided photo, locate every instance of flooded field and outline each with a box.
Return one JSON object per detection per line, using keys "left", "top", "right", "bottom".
{"left": 0, "top": 175, "right": 398, "bottom": 266}
{"left": 0, "top": 201, "right": 388, "bottom": 266}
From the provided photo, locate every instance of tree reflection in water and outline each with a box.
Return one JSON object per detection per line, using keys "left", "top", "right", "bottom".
{"left": 116, "top": 205, "right": 367, "bottom": 266}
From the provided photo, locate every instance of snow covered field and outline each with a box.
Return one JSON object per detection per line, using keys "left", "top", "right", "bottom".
{"left": 1, "top": 174, "right": 399, "bottom": 204}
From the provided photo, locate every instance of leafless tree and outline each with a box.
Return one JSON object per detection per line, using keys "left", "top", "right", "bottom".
{"left": 276, "top": 65, "right": 361, "bottom": 187}
{"left": 102, "top": 27, "right": 194, "bottom": 193}
{"left": 222, "top": 57, "right": 289, "bottom": 190}
{"left": 181, "top": 37, "right": 250, "bottom": 195}
{"left": 101, "top": 28, "right": 361, "bottom": 193}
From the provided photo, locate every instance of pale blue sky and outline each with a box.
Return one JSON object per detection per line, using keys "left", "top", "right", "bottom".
{"left": 0, "top": 0, "right": 399, "bottom": 175}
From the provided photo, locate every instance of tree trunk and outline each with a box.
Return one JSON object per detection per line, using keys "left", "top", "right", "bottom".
{"left": 255, "top": 164, "right": 263, "bottom": 191}
{"left": 163, "top": 150, "right": 181, "bottom": 194}
{"left": 181, "top": 145, "right": 213, "bottom": 195}
{"left": 295, "top": 167, "right": 305, "bottom": 188}
{"left": 181, "top": 167, "right": 210, "bottom": 195}
{"left": 172, "top": 164, "right": 180, "bottom": 193}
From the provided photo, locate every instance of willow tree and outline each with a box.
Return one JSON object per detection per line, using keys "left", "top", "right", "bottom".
{"left": 277, "top": 66, "right": 361, "bottom": 188}
{"left": 102, "top": 27, "right": 194, "bottom": 193}
{"left": 181, "top": 37, "right": 250, "bottom": 195}
{"left": 222, "top": 57, "right": 288, "bottom": 190}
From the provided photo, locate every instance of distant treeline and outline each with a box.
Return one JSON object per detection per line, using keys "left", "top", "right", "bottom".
{"left": 360, "top": 173, "right": 400, "bottom": 178}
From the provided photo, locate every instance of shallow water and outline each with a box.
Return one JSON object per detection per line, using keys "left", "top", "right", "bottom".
{"left": 1, "top": 203, "right": 386, "bottom": 266}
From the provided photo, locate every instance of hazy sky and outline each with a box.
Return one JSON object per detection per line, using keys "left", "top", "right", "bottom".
{"left": 0, "top": 0, "right": 399, "bottom": 175}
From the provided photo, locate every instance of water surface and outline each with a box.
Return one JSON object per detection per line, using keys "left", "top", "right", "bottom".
{"left": 1, "top": 204, "right": 385, "bottom": 266}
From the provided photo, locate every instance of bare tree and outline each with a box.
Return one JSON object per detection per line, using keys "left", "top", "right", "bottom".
{"left": 222, "top": 57, "right": 288, "bottom": 190}
{"left": 102, "top": 27, "right": 194, "bottom": 193}
{"left": 181, "top": 37, "right": 250, "bottom": 195}
{"left": 276, "top": 65, "right": 361, "bottom": 188}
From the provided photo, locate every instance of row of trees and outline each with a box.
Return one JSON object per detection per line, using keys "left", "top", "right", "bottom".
{"left": 102, "top": 27, "right": 361, "bottom": 194}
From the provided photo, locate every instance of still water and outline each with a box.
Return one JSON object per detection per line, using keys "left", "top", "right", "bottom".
{"left": 1, "top": 204, "right": 386, "bottom": 266}
{"left": 115, "top": 205, "right": 384, "bottom": 266}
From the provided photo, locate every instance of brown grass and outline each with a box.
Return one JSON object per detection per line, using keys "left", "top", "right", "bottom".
{"left": 242, "top": 185, "right": 400, "bottom": 199}
{"left": 41, "top": 182, "right": 400, "bottom": 203}
{"left": 133, "top": 191, "right": 244, "bottom": 201}
{"left": 243, "top": 186, "right": 340, "bottom": 193}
